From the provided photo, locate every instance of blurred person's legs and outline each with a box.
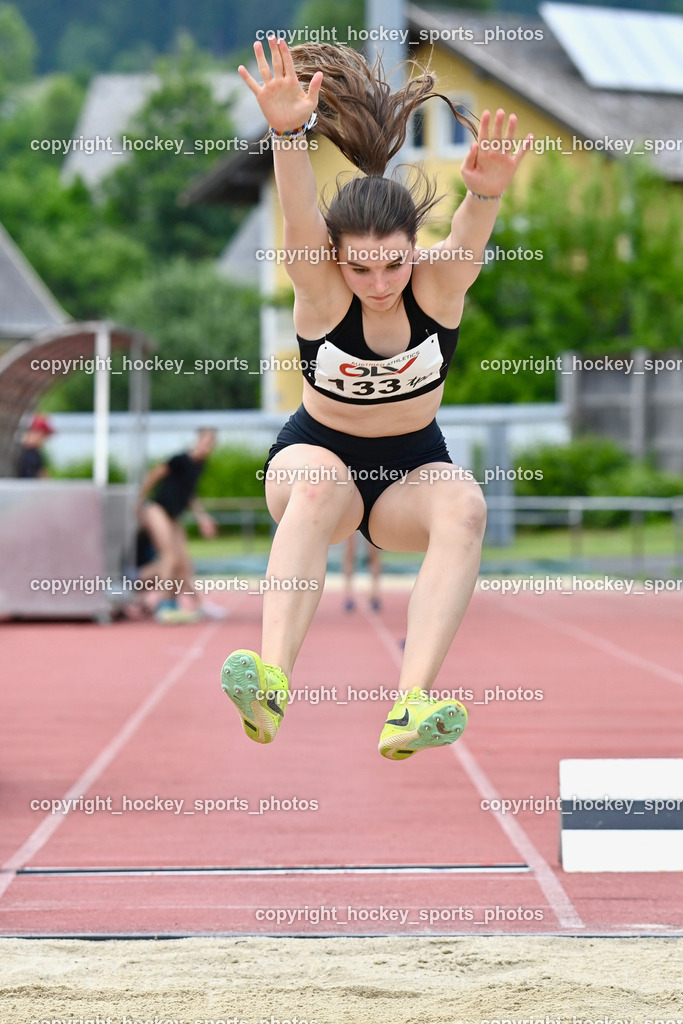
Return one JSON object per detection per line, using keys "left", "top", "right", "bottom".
{"left": 171, "top": 521, "right": 228, "bottom": 620}
{"left": 138, "top": 502, "right": 193, "bottom": 619}
{"left": 343, "top": 533, "right": 357, "bottom": 611}
{"left": 343, "top": 533, "right": 382, "bottom": 611}
{"left": 138, "top": 503, "right": 184, "bottom": 596}
{"left": 368, "top": 539, "right": 382, "bottom": 611}
{"left": 172, "top": 520, "right": 198, "bottom": 606}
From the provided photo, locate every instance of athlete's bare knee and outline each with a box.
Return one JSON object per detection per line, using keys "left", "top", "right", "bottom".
{"left": 288, "top": 474, "right": 349, "bottom": 518}
{"left": 266, "top": 450, "right": 351, "bottom": 522}
{"left": 462, "top": 487, "right": 487, "bottom": 534}
{"left": 433, "top": 483, "right": 487, "bottom": 538}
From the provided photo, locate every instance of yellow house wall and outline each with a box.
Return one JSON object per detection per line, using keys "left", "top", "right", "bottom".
{"left": 415, "top": 45, "right": 593, "bottom": 231}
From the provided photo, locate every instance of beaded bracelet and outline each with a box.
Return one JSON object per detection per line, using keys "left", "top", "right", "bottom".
{"left": 468, "top": 189, "right": 503, "bottom": 201}
{"left": 269, "top": 111, "right": 318, "bottom": 140}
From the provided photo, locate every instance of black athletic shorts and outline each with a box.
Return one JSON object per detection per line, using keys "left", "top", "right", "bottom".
{"left": 265, "top": 405, "right": 452, "bottom": 547}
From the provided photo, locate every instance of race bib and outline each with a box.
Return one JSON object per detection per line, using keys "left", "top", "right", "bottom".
{"left": 314, "top": 334, "right": 443, "bottom": 400}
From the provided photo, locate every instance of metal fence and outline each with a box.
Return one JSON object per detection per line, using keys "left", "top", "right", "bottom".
{"left": 200, "top": 495, "right": 683, "bottom": 572}
{"left": 486, "top": 495, "right": 683, "bottom": 568}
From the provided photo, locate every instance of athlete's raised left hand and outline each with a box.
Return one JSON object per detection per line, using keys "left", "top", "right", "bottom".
{"left": 238, "top": 37, "right": 322, "bottom": 135}
{"left": 460, "top": 109, "right": 533, "bottom": 197}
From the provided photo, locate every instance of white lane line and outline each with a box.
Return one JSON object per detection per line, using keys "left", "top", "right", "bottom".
{"left": 450, "top": 743, "right": 583, "bottom": 929}
{"left": 0, "top": 621, "right": 221, "bottom": 901}
{"left": 363, "top": 606, "right": 584, "bottom": 930}
{"left": 504, "top": 599, "right": 683, "bottom": 689}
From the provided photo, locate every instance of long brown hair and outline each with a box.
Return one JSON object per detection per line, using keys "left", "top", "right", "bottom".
{"left": 291, "top": 43, "right": 477, "bottom": 175}
{"left": 291, "top": 43, "right": 477, "bottom": 244}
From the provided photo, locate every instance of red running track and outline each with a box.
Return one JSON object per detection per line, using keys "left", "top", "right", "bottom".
{"left": 1, "top": 587, "right": 682, "bottom": 936}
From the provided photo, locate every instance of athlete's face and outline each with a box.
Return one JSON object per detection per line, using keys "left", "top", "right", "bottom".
{"left": 336, "top": 232, "right": 416, "bottom": 310}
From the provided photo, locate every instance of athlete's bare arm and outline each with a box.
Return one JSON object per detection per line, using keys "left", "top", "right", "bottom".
{"left": 238, "top": 38, "right": 350, "bottom": 333}
{"left": 413, "top": 109, "right": 533, "bottom": 323}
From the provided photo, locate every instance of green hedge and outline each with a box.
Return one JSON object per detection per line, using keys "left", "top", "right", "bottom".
{"left": 514, "top": 436, "right": 630, "bottom": 497}
{"left": 50, "top": 445, "right": 267, "bottom": 496}
{"left": 197, "top": 445, "right": 269, "bottom": 499}
{"left": 514, "top": 436, "right": 683, "bottom": 526}
{"left": 51, "top": 458, "right": 126, "bottom": 483}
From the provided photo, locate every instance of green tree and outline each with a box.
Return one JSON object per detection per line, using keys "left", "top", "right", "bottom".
{"left": 0, "top": 3, "right": 36, "bottom": 87}
{"left": 0, "top": 73, "right": 84, "bottom": 167}
{"left": 291, "top": 0, "right": 364, "bottom": 40}
{"left": 441, "top": 155, "right": 683, "bottom": 404}
{"left": 0, "top": 35, "right": 247, "bottom": 318}
{"left": 102, "top": 33, "right": 245, "bottom": 260}
{"left": 111, "top": 42, "right": 158, "bottom": 73}
{"left": 45, "top": 259, "right": 262, "bottom": 411}
{"left": 0, "top": 165, "right": 149, "bottom": 318}
{"left": 55, "top": 21, "right": 110, "bottom": 77}
{"left": 0, "top": 62, "right": 151, "bottom": 319}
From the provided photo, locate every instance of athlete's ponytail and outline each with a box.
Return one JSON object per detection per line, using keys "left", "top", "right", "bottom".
{"left": 290, "top": 43, "right": 477, "bottom": 244}
{"left": 291, "top": 43, "right": 476, "bottom": 176}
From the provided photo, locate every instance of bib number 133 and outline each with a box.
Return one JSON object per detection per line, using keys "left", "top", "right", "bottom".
{"left": 326, "top": 377, "right": 401, "bottom": 396}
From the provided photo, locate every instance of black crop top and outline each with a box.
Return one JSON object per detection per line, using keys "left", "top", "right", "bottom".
{"left": 296, "top": 277, "right": 460, "bottom": 405}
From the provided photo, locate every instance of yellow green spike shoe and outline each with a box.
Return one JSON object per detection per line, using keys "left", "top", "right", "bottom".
{"left": 221, "top": 650, "right": 289, "bottom": 744}
{"left": 378, "top": 686, "right": 468, "bottom": 760}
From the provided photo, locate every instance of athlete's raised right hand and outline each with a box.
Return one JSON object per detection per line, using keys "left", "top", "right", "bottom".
{"left": 238, "top": 37, "right": 322, "bottom": 135}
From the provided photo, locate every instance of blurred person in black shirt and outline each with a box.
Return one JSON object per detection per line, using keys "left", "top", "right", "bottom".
{"left": 137, "top": 429, "right": 224, "bottom": 622}
{"left": 16, "top": 414, "right": 55, "bottom": 478}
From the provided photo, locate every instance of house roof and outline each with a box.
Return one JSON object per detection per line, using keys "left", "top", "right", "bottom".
{"left": 61, "top": 72, "right": 263, "bottom": 189}
{"left": 183, "top": 3, "right": 683, "bottom": 206}
{"left": 405, "top": 4, "right": 683, "bottom": 180}
{"left": 216, "top": 205, "right": 264, "bottom": 286}
{"left": 181, "top": 143, "right": 271, "bottom": 205}
{"left": 539, "top": 2, "right": 683, "bottom": 94}
{"left": 0, "top": 222, "right": 69, "bottom": 341}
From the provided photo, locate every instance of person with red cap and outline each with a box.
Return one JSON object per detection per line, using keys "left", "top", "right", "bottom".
{"left": 16, "top": 414, "right": 55, "bottom": 478}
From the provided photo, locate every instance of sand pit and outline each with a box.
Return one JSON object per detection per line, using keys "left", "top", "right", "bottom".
{"left": 2, "top": 935, "right": 682, "bottom": 1024}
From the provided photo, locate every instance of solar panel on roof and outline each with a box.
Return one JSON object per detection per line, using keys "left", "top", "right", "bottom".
{"left": 540, "top": 2, "right": 683, "bottom": 93}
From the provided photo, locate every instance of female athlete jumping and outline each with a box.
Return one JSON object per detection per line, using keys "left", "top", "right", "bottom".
{"left": 221, "top": 38, "right": 532, "bottom": 759}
